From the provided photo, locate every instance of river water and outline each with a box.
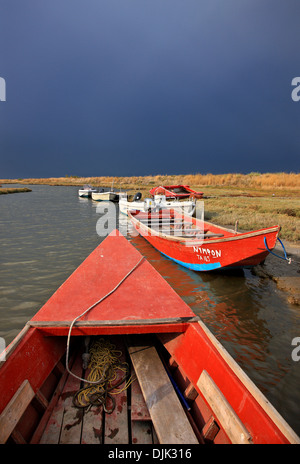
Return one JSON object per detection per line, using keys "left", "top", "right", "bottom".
{"left": 0, "top": 184, "right": 299, "bottom": 436}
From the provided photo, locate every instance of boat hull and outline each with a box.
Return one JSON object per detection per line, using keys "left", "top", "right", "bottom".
{"left": 91, "top": 191, "right": 119, "bottom": 202}
{"left": 150, "top": 185, "right": 203, "bottom": 199}
{"left": 129, "top": 213, "right": 280, "bottom": 271}
{"left": 119, "top": 198, "right": 196, "bottom": 216}
{"left": 78, "top": 189, "right": 97, "bottom": 197}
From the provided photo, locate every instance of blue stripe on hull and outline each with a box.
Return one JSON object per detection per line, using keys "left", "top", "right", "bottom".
{"left": 160, "top": 252, "right": 222, "bottom": 271}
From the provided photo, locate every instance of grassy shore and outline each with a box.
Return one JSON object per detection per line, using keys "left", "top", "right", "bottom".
{"left": 1, "top": 173, "right": 299, "bottom": 242}
{"left": 0, "top": 187, "right": 32, "bottom": 195}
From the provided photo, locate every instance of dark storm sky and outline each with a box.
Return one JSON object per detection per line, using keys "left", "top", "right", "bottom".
{"left": 0, "top": 0, "right": 299, "bottom": 178}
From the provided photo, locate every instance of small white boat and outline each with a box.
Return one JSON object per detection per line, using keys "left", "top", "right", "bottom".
{"left": 91, "top": 190, "right": 119, "bottom": 202}
{"left": 119, "top": 193, "right": 196, "bottom": 216}
{"left": 78, "top": 185, "right": 97, "bottom": 198}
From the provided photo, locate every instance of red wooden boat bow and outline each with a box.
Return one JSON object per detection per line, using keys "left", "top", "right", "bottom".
{"left": 0, "top": 231, "right": 298, "bottom": 444}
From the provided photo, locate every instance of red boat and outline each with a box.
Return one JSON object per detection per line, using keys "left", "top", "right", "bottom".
{"left": 128, "top": 210, "right": 280, "bottom": 271}
{"left": 0, "top": 231, "right": 298, "bottom": 444}
{"left": 150, "top": 185, "right": 203, "bottom": 199}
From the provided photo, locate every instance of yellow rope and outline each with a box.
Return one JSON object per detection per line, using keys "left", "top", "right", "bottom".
{"left": 73, "top": 338, "right": 135, "bottom": 410}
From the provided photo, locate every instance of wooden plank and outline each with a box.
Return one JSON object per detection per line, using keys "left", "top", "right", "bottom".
{"left": 28, "top": 316, "right": 198, "bottom": 328}
{"left": 104, "top": 338, "right": 129, "bottom": 444}
{"left": 131, "top": 367, "right": 151, "bottom": 421}
{"left": 0, "top": 379, "right": 35, "bottom": 443}
{"left": 127, "top": 338, "right": 199, "bottom": 444}
{"left": 59, "top": 354, "right": 84, "bottom": 444}
{"left": 132, "top": 421, "right": 154, "bottom": 444}
{"left": 81, "top": 405, "right": 103, "bottom": 444}
{"left": 81, "top": 364, "right": 104, "bottom": 444}
{"left": 40, "top": 353, "right": 83, "bottom": 444}
{"left": 197, "top": 370, "right": 252, "bottom": 444}
{"left": 31, "top": 366, "right": 70, "bottom": 443}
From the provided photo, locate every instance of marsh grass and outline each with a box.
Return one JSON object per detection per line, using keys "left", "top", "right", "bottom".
{"left": 203, "top": 196, "right": 300, "bottom": 242}
{"left": 0, "top": 187, "right": 32, "bottom": 195}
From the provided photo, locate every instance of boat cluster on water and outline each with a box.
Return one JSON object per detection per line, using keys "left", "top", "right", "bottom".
{"left": 78, "top": 183, "right": 199, "bottom": 216}
{"left": 79, "top": 182, "right": 285, "bottom": 272}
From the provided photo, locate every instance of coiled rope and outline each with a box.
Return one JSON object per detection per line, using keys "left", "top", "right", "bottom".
{"left": 73, "top": 338, "right": 136, "bottom": 413}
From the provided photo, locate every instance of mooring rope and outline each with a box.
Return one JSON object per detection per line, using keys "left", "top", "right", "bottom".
{"left": 72, "top": 338, "right": 136, "bottom": 413}
{"left": 65, "top": 255, "right": 145, "bottom": 384}
{"left": 264, "top": 237, "right": 292, "bottom": 264}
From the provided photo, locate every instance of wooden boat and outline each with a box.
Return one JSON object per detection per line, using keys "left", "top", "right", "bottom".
{"left": 0, "top": 231, "right": 298, "bottom": 445}
{"left": 119, "top": 193, "right": 196, "bottom": 216}
{"left": 91, "top": 190, "right": 119, "bottom": 202}
{"left": 78, "top": 185, "right": 97, "bottom": 197}
{"left": 150, "top": 185, "right": 203, "bottom": 199}
{"left": 128, "top": 209, "right": 281, "bottom": 271}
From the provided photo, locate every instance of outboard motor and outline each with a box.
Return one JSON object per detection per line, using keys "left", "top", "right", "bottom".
{"left": 133, "top": 192, "right": 142, "bottom": 201}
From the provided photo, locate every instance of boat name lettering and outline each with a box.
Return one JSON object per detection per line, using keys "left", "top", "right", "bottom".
{"left": 193, "top": 246, "right": 221, "bottom": 258}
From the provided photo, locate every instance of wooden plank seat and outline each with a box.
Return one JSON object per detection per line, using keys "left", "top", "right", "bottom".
{"left": 0, "top": 380, "right": 35, "bottom": 444}
{"left": 127, "top": 336, "right": 199, "bottom": 444}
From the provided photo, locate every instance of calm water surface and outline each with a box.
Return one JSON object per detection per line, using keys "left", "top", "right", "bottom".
{"left": 0, "top": 184, "right": 299, "bottom": 436}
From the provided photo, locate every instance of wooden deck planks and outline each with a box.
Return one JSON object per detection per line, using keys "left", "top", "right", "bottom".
{"left": 40, "top": 353, "right": 83, "bottom": 444}
{"left": 127, "top": 337, "right": 199, "bottom": 444}
{"left": 40, "top": 336, "right": 195, "bottom": 444}
{"left": 104, "top": 338, "right": 129, "bottom": 444}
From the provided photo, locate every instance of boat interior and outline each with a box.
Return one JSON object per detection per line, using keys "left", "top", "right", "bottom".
{"left": 131, "top": 210, "right": 236, "bottom": 239}
{"left": 1, "top": 331, "right": 235, "bottom": 445}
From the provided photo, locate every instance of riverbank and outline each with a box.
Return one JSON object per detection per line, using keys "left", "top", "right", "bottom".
{"left": 1, "top": 174, "right": 299, "bottom": 304}
{"left": 0, "top": 187, "right": 32, "bottom": 195}
{"left": 254, "top": 241, "right": 300, "bottom": 306}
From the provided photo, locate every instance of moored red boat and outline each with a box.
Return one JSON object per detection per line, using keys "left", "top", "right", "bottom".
{"left": 150, "top": 185, "right": 203, "bottom": 199}
{"left": 128, "top": 209, "right": 281, "bottom": 271}
{"left": 0, "top": 231, "right": 298, "bottom": 444}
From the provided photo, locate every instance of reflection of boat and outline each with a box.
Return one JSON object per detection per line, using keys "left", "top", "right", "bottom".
{"left": 119, "top": 193, "right": 196, "bottom": 216}
{"left": 128, "top": 209, "right": 281, "bottom": 271}
{"left": 78, "top": 185, "right": 97, "bottom": 197}
{"left": 0, "top": 231, "right": 298, "bottom": 444}
{"left": 91, "top": 189, "right": 119, "bottom": 202}
{"left": 150, "top": 185, "right": 203, "bottom": 199}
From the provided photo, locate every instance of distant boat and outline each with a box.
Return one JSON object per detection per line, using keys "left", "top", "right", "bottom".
{"left": 119, "top": 193, "right": 196, "bottom": 216}
{"left": 78, "top": 185, "right": 97, "bottom": 198}
{"left": 150, "top": 185, "right": 203, "bottom": 199}
{"left": 91, "top": 189, "right": 119, "bottom": 202}
{"left": 128, "top": 209, "right": 280, "bottom": 271}
{"left": 0, "top": 230, "right": 298, "bottom": 444}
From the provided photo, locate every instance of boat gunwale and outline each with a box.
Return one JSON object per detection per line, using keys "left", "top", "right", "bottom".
{"left": 194, "top": 320, "right": 300, "bottom": 444}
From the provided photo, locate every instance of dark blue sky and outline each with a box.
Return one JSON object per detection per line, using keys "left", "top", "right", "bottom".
{"left": 0, "top": 0, "right": 299, "bottom": 178}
